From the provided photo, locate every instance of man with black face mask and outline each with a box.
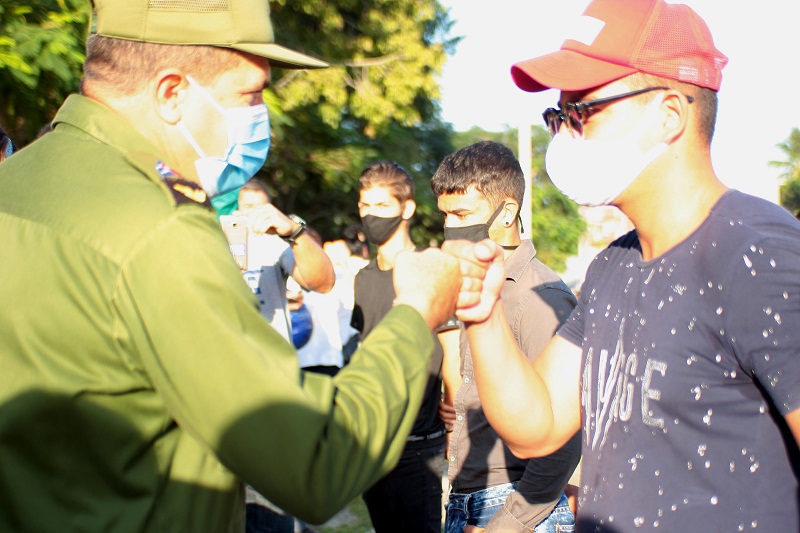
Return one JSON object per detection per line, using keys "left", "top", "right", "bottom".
{"left": 351, "top": 160, "right": 457, "bottom": 533}
{"left": 432, "top": 141, "right": 580, "bottom": 533}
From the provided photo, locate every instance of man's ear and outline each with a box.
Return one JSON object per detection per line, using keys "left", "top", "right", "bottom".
{"left": 153, "top": 69, "right": 189, "bottom": 125}
{"left": 501, "top": 199, "right": 519, "bottom": 227}
{"left": 659, "top": 91, "right": 690, "bottom": 145}
{"left": 402, "top": 199, "right": 417, "bottom": 219}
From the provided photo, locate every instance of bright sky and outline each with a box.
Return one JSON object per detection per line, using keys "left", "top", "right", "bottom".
{"left": 436, "top": 0, "right": 800, "bottom": 202}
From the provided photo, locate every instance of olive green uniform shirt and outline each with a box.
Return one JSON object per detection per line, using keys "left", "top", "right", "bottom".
{"left": 0, "top": 95, "right": 433, "bottom": 532}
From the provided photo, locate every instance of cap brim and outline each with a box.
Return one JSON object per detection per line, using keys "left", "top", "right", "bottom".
{"left": 232, "top": 42, "right": 328, "bottom": 70}
{"left": 511, "top": 49, "right": 636, "bottom": 93}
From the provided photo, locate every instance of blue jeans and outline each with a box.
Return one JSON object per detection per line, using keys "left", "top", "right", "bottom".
{"left": 245, "top": 485, "right": 293, "bottom": 533}
{"left": 446, "top": 485, "right": 574, "bottom": 533}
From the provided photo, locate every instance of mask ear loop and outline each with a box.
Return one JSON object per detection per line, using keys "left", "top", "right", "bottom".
{"left": 175, "top": 121, "right": 208, "bottom": 159}
{"left": 174, "top": 76, "right": 221, "bottom": 159}
{"left": 185, "top": 75, "right": 227, "bottom": 114}
{"left": 487, "top": 202, "right": 506, "bottom": 227}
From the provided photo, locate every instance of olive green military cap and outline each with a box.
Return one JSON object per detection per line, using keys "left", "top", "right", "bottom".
{"left": 92, "top": 0, "right": 328, "bottom": 69}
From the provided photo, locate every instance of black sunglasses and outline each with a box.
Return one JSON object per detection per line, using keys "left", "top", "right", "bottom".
{"left": 542, "top": 86, "right": 694, "bottom": 137}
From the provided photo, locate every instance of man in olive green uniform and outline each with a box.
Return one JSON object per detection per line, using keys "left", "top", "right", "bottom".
{"left": 0, "top": 1, "right": 462, "bottom": 531}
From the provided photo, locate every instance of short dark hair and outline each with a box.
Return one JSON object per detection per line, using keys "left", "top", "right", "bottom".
{"left": 431, "top": 141, "right": 525, "bottom": 212}
{"left": 623, "top": 72, "right": 718, "bottom": 144}
{"left": 81, "top": 35, "right": 242, "bottom": 97}
{"left": 358, "top": 161, "right": 415, "bottom": 203}
{"left": 240, "top": 178, "right": 270, "bottom": 197}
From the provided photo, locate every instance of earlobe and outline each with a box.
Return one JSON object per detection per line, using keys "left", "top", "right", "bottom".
{"left": 155, "top": 70, "right": 188, "bottom": 125}
{"left": 502, "top": 200, "right": 519, "bottom": 228}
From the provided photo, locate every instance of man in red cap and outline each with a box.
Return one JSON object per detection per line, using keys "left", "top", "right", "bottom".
{"left": 446, "top": 0, "right": 800, "bottom": 531}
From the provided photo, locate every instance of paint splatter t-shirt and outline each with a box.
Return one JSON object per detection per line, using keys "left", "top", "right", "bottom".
{"left": 559, "top": 190, "right": 800, "bottom": 532}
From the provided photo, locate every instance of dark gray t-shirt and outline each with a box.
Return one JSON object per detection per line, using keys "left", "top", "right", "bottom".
{"left": 559, "top": 190, "right": 800, "bottom": 532}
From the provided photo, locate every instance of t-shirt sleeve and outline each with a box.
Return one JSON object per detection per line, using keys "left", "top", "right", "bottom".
{"left": 519, "top": 284, "right": 577, "bottom": 363}
{"left": 557, "top": 277, "right": 591, "bottom": 348}
{"left": 113, "top": 210, "right": 434, "bottom": 523}
{"left": 725, "top": 235, "right": 800, "bottom": 415}
{"left": 278, "top": 244, "right": 296, "bottom": 278}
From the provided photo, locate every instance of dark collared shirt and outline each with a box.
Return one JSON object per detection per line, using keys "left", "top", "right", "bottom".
{"left": 449, "top": 239, "right": 581, "bottom": 530}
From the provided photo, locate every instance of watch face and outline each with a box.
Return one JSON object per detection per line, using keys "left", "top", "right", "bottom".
{"left": 289, "top": 214, "right": 307, "bottom": 226}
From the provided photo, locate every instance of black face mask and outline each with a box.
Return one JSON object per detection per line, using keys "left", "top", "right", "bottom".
{"left": 361, "top": 214, "right": 404, "bottom": 246}
{"left": 443, "top": 203, "right": 505, "bottom": 243}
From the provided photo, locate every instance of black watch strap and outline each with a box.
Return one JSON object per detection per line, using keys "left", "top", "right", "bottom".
{"left": 282, "top": 215, "right": 307, "bottom": 246}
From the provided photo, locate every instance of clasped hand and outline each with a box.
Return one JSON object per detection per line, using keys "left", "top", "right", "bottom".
{"left": 441, "top": 239, "right": 505, "bottom": 324}
{"left": 390, "top": 239, "right": 504, "bottom": 331}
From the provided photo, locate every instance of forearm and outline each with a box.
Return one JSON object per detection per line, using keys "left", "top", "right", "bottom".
{"left": 127, "top": 216, "right": 433, "bottom": 524}
{"left": 440, "top": 328, "right": 461, "bottom": 406}
{"left": 786, "top": 409, "right": 800, "bottom": 446}
{"left": 211, "top": 305, "right": 433, "bottom": 524}
{"left": 466, "top": 301, "right": 557, "bottom": 458}
{"left": 291, "top": 234, "right": 335, "bottom": 292}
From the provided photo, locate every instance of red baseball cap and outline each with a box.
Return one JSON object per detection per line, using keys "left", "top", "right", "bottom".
{"left": 511, "top": 0, "right": 728, "bottom": 93}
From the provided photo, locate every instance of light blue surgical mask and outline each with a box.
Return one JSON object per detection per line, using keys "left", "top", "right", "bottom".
{"left": 177, "top": 75, "right": 270, "bottom": 199}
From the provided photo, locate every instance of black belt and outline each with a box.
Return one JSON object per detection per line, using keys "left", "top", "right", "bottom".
{"left": 407, "top": 428, "right": 447, "bottom": 442}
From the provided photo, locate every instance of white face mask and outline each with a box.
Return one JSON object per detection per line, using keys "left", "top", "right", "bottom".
{"left": 544, "top": 96, "right": 667, "bottom": 207}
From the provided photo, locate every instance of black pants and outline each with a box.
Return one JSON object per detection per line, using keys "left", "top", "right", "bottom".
{"left": 362, "top": 442, "right": 446, "bottom": 533}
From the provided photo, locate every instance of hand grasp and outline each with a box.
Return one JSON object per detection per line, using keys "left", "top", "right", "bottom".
{"left": 441, "top": 239, "right": 505, "bottom": 324}
{"left": 393, "top": 249, "right": 461, "bottom": 330}
{"left": 247, "top": 203, "right": 294, "bottom": 236}
{"left": 438, "top": 399, "right": 456, "bottom": 429}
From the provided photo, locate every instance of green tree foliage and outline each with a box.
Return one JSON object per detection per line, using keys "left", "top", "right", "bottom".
{"left": 529, "top": 184, "right": 585, "bottom": 272}
{"left": 260, "top": 0, "right": 459, "bottom": 246}
{"left": 0, "top": 0, "right": 89, "bottom": 144}
{"left": 770, "top": 128, "right": 800, "bottom": 216}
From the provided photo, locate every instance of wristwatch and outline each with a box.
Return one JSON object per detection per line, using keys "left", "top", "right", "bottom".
{"left": 282, "top": 214, "right": 307, "bottom": 246}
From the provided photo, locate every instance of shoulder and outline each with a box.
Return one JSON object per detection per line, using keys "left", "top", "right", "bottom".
{"left": 354, "top": 260, "right": 383, "bottom": 289}
{"left": 511, "top": 242, "right": 574, "bottom": 295}
{"left": 694, "top": 191, "right": 800, "bottom": 284}
{"left": 581, "top": 229, "right": 640, "bottom": 282}
{"left": 709, "top": 190, "right": 800, "bottom": 244}
{"left": 355, "top": 259, "right": 379, "bottom": 278}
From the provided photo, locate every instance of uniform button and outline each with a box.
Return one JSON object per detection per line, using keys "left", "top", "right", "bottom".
{"left": 464, "top": 377, "right": 471, "bottom": 383}
{"left": 457, "top": 415, "right": 463, "bottom": 421}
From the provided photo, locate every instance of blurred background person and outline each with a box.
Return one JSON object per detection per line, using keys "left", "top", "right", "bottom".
{"left": 231, "top": 178, "right": 334, "bottom": 342}
{"left": 0, "top": 125, "right": 15, "bottom": 162}
{"left": 352, "top": 161, "right": 456, "bottom": 533}
{"left": 321, "top": 224, "right": 370, "bottom": 365}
